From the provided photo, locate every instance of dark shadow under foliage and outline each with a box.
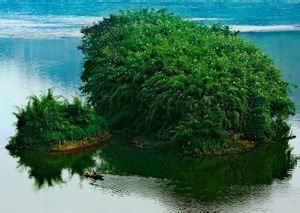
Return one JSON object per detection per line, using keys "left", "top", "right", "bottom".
{"left": 6, "top": 89, "right": 107, "bottom": 150}
{"left": 97, "top": 137, "right": 297, "bottom": 201}
{"left": 10, "top": 149, "right": 98, "bottom": 189}
{"left": 10, "top": 137, "right": 297, "bottom": 202}
{"left": 80, "top": 9, "right": 295, "bottom": 153}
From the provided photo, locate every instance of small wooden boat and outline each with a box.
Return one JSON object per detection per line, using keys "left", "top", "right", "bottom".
{"left": 84, "top": 172, "right": 104, "bottom": 180}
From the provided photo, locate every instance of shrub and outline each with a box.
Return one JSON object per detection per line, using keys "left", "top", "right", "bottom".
{"left": 79, "top": 9, "right": 294, "bottom": 152}
{"left": 7, "top": 89, "right": 107, "bottom": 150}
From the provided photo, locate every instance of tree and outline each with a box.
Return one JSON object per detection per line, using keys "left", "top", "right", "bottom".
{"left": 80, "top": 9, "right": 294, "bottom": 153}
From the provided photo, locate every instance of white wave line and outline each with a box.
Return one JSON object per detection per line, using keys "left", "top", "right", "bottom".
{"left": 186, "top": 17, "right": 231, "bottom": 21}
{"left": 0, "top": 14, "right": 299, "bottom": 38}
{"left": 230, "top": 25, "right": 300, "bottom": 32}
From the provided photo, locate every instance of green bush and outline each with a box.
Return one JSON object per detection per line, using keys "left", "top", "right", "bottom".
{"left": 7, "top": 89, "right": 107, "bottom": 150}
{"left": 79, "top": 9, "right": 294, "bottom": 152}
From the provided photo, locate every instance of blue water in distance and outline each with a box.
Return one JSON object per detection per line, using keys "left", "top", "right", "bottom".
{"left": 0, "top": 1, "right": 300, "bottom": 38}
{"left": 0, "top": 1, "right": 299, "bottom": 26}
{"left": 0, "top": 1, "right": 300, "bottom": 212}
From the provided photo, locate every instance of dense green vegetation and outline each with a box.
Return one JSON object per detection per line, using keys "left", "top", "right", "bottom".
{"left": 6, "top": 89, "right": 107, "bottom": 150}
{"left": 80, "top": 9, "right": 295, "bottom": 153}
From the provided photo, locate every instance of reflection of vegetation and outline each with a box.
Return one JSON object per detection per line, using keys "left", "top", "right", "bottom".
{"left": 80, "top": 9, "right": 294, "bottom": 153}
{"left": 6, "top": 89, "right": 107, "bottom": 151}
{"left": 97, "top": 138, "right": 297, "bottom": 200}
{"left": 10, "top": 137, "right": 296, "bottom": 201}
{"left": 10, "top": 149, "right": 98, "bottom": 189}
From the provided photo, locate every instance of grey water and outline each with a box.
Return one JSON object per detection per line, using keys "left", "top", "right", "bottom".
{"left": 1, "top": 1, "right": 300, "bottom": 212}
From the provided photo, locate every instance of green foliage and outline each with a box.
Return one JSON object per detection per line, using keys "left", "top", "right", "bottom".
{"left": 80, "top": 9, "right": 295, "bottom": 153}
{"left": 7, "top": 89, "right": 107, "bottom": 150}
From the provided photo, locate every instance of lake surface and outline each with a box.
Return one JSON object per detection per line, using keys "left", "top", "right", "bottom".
{"left": 1, "top": 1, "right": 300, "bottom": 212}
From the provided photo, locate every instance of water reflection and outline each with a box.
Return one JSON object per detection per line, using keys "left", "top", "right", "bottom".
{"left": 97, "top": 138, "right": 297, "bottom": 201}
{"left": 10, "top": 138, "right": 297, "bottom": 205}
{"left": 10, "top": 149, "right": 98, "bottom": 189}
{"left": 0, "top": 38, "right": 82, "bottom": 87}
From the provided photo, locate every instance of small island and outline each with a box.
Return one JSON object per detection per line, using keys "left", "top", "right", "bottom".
{"left": 79, "top": 9, "right": 295, "bottom": 154}
{"left": 6, "top": 89, "right": 111, "bottom": 152}
{"left": 7, "top": 9, "right": 295, "bottom": 155}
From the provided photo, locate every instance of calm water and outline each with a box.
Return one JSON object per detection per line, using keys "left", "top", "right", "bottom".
{"left": 1, "top": 1, "right": 300, "bottom": 212}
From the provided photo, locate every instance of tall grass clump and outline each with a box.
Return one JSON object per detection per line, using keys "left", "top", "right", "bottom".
{"left": 6, "top": 89, "right": 107, "bottom": 150}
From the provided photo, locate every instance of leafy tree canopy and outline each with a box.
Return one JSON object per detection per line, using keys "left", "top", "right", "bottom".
{"left": 80, "top": 9, "right": 294, "bottom": 153}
